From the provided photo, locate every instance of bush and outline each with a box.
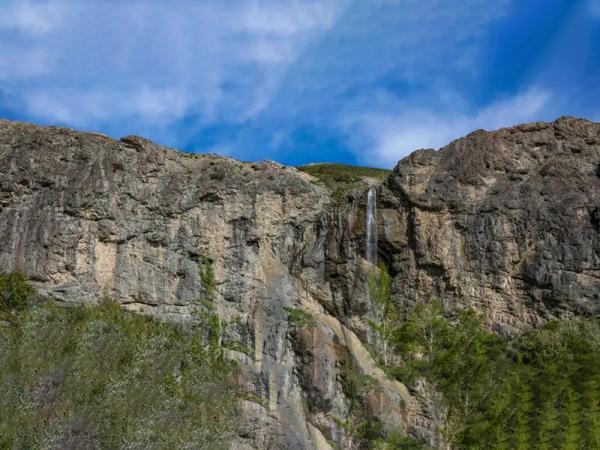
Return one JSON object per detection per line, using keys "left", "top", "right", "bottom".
{"left": 284, "top": 307, "right": 315, "bottom": 328}
{"left": 0, "top": 301, "right": 240, "bottom": 449}
{"left": 297, "top": 163, "right": 391, "bottom": 202}
{"left": 0, "top": 272, "right": 35, "bottom": 311}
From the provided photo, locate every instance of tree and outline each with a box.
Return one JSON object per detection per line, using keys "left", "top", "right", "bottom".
{"left": 196, "top": 253, "right": 223, "bottom": 358}
{"left": 368, "top": 262, "right": 394, "bottom": 365}
{"left": 561, "top": 385, "right": 582, "bottom": 450}
{"left": 582, "top": 377, "right": 600, "bottom": 448}
{"left": 536, "top": 362, "right": 560, "bottom": 450}
{"left": 511, "top": 369, "right": 533, "bottom": 450}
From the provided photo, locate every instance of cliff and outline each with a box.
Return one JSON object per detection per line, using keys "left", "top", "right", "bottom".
{"left": 0, "top": 116, "right": 598, "bottom": 448}
{"left": 380, "top": 117, "right": 600, "bottom": 334}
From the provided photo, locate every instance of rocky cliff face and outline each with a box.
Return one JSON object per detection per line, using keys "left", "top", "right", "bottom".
{"left": 0, "top": 117, "right": 598, "bottom": 448}
{"left": 378, "top": 117, "right": 600, "bottom": 334}
{"left": 0, "top": 119, "right": 417, "bottom": 449}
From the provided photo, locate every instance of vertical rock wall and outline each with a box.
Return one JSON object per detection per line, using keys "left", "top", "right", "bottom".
{"left": 0, "top": 120, "right": 424, "bottom": 449}
{"left": 1, "top": 117, "right": 598, "bottom": 448}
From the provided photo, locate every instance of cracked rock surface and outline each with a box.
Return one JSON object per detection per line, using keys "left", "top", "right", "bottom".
{"left": 0, "top": 116, "right": 598, "bottom": 448}
{"left": 379, "top": 117, "right": 600, "bottom": 334}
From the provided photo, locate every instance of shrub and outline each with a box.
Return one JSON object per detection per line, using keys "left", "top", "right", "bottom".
{"left": 0, "top": 272, "right": 35, "bottom": 311}
{"left": 0, "top": 301, "right": 240, "bottom": 449}
{"left": 284, "top": 307, "right": 315, "bottom": 328}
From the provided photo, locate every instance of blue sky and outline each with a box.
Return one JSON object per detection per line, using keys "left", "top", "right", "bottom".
{"left": 0, "top": 0, "right": 598, "bottom": 167}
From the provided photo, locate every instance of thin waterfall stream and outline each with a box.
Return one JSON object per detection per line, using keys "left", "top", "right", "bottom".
{"left": 365, "top": 186, "right": 378, "bottom": 345}
{"left": 366, "top": 187, "right": 378, "bottom": 265}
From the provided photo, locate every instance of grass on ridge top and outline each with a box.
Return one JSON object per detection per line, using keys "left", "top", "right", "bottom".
{"left": 297, "top": 163, "right": 391, "bottom": 197}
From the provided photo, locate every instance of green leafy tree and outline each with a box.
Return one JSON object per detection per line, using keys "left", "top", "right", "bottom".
{"left": 389, "top": 304, "right": 600, "bottom": 449}
{"left": 485, "top": 378, "right": 512, "bottom": 450}
{"left": 535, "top": 361, "right": 560, "bottom": 450}
{"left": 561, "top": 385, "right": 582, "bottom": 450}
{"left": 511, "top": 368, "right": 534, "bottom": 450}
{"left": 0, "top": 301, "right": 239, "bottom": 449}
{"left": 368, "top": 262, "right": 394, "bottom": 365}
{"left": 582, "top": 377, "right": 600, "bottom": 448}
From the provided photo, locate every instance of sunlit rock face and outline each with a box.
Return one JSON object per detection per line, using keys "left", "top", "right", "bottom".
{"left": 379, "top": 117, "right": 600, "bottom": 334}
{"left": 0, "top": 116, "right": 598, "bottom": 448}
{"left": 0, "top": 120, "right": 422, "bottom": 449}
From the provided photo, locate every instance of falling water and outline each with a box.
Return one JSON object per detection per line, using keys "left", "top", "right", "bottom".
{"left": 365, "top": 187, "right": 378, "bottom": 346}
{"left": 365, "top": 187, "right": 378, "bottom": 264}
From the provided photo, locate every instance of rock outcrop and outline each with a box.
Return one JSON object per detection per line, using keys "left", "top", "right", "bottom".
{"left": 0, "top": 120, "right": 416, "bottom": 449}
{"left": 378, "top": 117, "right": 600, "bottom": 334}
{"left": 0, "top": 116, "right": 598, "bottom": 448}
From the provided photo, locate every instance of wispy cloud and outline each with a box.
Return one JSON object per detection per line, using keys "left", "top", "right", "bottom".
{"left": 0, "top": 1, "right": 63, "bottom": 34}
{"left": 0, "top": 0, "right": 596, "bottom": 165}
{"left": 0, "top": 0, "right": 344, "bottom": 135}
{"left": 345, "top": 87, "right": 552, "bottom": 167}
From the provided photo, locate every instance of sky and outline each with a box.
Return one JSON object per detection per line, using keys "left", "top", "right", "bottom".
{"left": 0, "top": 0, "right": 598, "bottom": 168}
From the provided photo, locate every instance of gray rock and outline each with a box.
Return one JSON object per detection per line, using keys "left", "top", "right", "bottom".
{"left": 381, "top": 116, "right": 600, "bottom": 333}
{"left": 0, "top": 119, "right": 417, "bottom": 449}
{"left": 1, "top": 116, "right": 598, "bottom": 448}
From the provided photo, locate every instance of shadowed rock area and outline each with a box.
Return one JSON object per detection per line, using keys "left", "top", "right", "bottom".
{"left": 0, "top": 116, "right": 598, "bottom": 448}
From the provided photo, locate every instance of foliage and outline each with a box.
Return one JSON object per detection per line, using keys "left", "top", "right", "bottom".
{"left": 0, "top": 272, "right": 35, "bottom": 311}
{"left": 0, "top": 300, "right": 239, "bottom": 450}
{"left": 368, "top": 262, "right": 394, "bottom": 365}
{"left": 335, "top": 361, "right": 382, "bottom": 449}
{"left": 336, "top": 355, "right": 426, "bottom": 449}
{"left": 284, "top": 307, "right": 315, "bottom": 328}
{"left": 371, "top": 432, "right": 428, "bottom": 449}
{"left": 198, "top": 253, "right": 216, "bottom": 301}
{"left": 390, "top": 300, "right": 600, "bottom": 449}
{"left": 297, "top": 163, "right": 391, "bottom": 200}
{"left": 196, "top": 253, "right": 223, "bottom": 357}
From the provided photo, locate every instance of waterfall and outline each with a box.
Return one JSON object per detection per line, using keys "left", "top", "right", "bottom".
{"left": 365, "top": 187, "right": 378, "bottom": 346}
{"left": 365, "top": 187, "right": 378, "bottom": 264}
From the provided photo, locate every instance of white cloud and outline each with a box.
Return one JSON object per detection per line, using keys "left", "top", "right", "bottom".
{"left": 24, "top": 86, "right": 190, "bottom": 126}
{"left": 0, "top": 0, "right": 345, "bottom": 132}
{"left": 0, "top": 1, "right": 63, "bottom": 34}
{"left": 0, "top": 43, "right": 53, "bottom": 79}
{"left": 347, "top": 88, "right": 552, "bottom": 167}
{"left": 0, "top": 0, "right": 589, "bottom": 166}
{"left": 0, "top": 1, "right": 65, "bottom": 80}
{"left": 237, "top": 1, "right": 339, "bottom": 36}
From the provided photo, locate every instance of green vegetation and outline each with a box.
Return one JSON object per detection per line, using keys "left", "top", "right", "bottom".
{"left": 297, "top": 163, "right": 391, "bottom": 200}
{"left": 371, "top": 433, "right": 428, "bottom": 450}
{"left": 335, "top": 356, "right": 427, "bottom": 449}
{"left": 195, "top": 253, "right": 223, "bottom": 356}
{"left": 364, "top": 264, "right": 600, "bottom": 449}
{"left": 0, "top": 277, "right": 239, "bottom": 449}
{"left": 389, "top": 301, "right": 600, "bottom": 449}
{"left": 368, "top": 263, "right": 394, "bottom": 365}
{"left": 198, "top": 253, "right": 216, "bottom": 301}
{"left": 335, "top": 362, "right": 382, "bottom": 449}
{"left": 0, "top": 272, "right": 35, "bottom": 311}
{"left": 284, "top": 307, "right": 315, "bottom": 328}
